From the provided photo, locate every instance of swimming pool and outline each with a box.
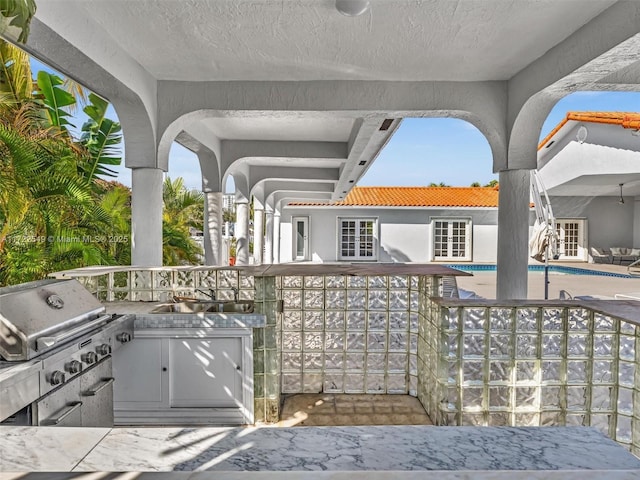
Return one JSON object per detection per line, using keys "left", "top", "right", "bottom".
{"left": 445, "top": 264, "right": 637, "bottom": 279}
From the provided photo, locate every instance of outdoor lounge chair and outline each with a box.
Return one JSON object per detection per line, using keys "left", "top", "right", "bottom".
{"left": 590, "top": 247, "right": 612, "bottom": 264}
{"left": 611, "top": 247, "right": 639, "bottom": 265}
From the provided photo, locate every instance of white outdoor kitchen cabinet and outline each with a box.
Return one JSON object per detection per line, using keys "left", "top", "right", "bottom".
{"left": 113, "top": 328, "right": 254, "bottom": 425}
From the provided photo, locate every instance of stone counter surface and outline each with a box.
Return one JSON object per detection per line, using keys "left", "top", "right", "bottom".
{"left": 1, "top": 425, "right": 639, "bottom": 473}
{"left": 105, "top": 302, "right": 267, "bottom": 328}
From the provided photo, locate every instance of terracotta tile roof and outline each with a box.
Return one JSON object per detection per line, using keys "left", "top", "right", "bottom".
{"left": 538, "top": 111, "right": 640, "bottom": 150}
{"left": 289, "top": 186, "right": 500, "bottom": 208}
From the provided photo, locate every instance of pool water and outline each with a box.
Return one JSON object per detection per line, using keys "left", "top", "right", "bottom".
{"left": 446, "top": 264, "right": 636, "bottom": 279}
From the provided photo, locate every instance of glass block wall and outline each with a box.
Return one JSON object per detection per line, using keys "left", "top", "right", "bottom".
{"left": 253, "top": 276, "right": 280, "bottom": 423}
{"left": 278, "top": 274, "right": 421, "bottom": 395}
{"left": 418, "top": 291, "right": 640, "bottom": 455}
{"left": 77, "top": 268, "right": 255, "bottom": 303}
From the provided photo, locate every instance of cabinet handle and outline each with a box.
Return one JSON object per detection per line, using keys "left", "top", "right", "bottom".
{"left": 162, "top": 367, "right": 167, "bottom": 372}
{"left": 82, "top": 377, "right": 115, "bottom": 396}
{"left": 45, "top": 401, "right": 83, "bottom": 425}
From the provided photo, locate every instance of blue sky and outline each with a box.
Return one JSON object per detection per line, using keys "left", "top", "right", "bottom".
{"left": 31, "top": 58, "right": 639, "bottom": 191}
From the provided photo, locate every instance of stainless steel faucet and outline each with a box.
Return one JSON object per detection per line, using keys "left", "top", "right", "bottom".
{"left": 231, "top": 287, "right": 239, "bottom": 302}
{"left": 196, "top": 288, "right": 216, "bottom": 301}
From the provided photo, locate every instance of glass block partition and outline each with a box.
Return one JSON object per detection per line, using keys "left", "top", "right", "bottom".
{"left": 72, "top": 268, "right": 256, "bottom": 303}
{"left": 278, "top": 274, "right": 423, "bottom": 396}
{"left": 418, "top": 292, "right": 640, "bottom": 456}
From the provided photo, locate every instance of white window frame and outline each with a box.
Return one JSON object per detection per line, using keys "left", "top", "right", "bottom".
{"left": 555, "top": 218, "right": 588, "bottom": 261}
{"left": 292, "top": 216, "right": 310, "bottom": 261}
{"left": 337, "top": 217, "right": 378, "bottom": 261}
{"left": 431, "top": 217, "right": 472, "bottom": 261}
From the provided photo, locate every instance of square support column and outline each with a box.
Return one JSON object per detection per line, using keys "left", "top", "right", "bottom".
{"left": 496, "top": 169, "right": 531, "bottom": 299}
{"left": 235, "top": 201, "right": 250, "bottom": 265}
{"left": 203, "top": 191, "right": 223, "bottom": 265}
{"left": 264, "top": 211, "right": 274, "bottom": 265}
{"left": 273, "top": 212, "right": 281, "bottom": 264}
{"left": 253, "top": 207, "right": 264, "bottom": 265}
{"left": 131, "top": 167, "right": 163, "bottom": 266}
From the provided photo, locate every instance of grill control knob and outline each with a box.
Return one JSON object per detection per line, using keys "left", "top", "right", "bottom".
{"left": 50, "top": 371, "right": 66, "bottom": 386}
{"left": 65, "top": 360, "right": 83, "bottom": 374}
{"left": 96, "top": 344, "right": 112, "bottom": 356}
{"left": 82, "top": 351, "right": 98, "bottom": 365}
{"left": 116, "top": 332, "right": 132, "bottom": 343}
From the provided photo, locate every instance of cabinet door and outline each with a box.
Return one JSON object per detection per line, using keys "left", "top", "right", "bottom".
{"left": 168, "top": 336, "right": 243, "bottom": 408}
{"left": 113, "top": 338, "right": 165, "bottom": 405}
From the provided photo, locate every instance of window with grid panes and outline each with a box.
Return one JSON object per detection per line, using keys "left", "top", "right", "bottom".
{"left": 339, "top": 218, "right": 376, "bottom": 260}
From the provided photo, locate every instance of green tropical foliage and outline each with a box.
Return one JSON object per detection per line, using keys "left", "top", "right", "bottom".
{"left": 80, "top": 93, "right": 122, "bottom": 181}
{"left": 1, "top": 40, "right": 206, "bottom": 285}
{"left": 162, "top": 177, "right": 203, "bottom": 266}
{"left": 0, "top": 0, "right": 37, "bottom": 43}
{"left": 37, "top": 70, "right": 76, "bottom": 129}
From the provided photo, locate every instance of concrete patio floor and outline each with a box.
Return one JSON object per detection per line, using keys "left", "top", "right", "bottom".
{"left": 278, "top": 394, "right": 433, "bottom": 427}
{"left": 454, "top": 262, "right": 640, "bottom": 300}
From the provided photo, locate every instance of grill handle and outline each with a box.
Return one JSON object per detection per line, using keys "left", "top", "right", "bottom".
{"left": 82, "top": 377, "right": 115, "bottom": 396}
{"left": 45, "top": 401, "right": 83, "bottom": 425}
{"left": 35, "top": 313, "right": 112, "bottom": 351}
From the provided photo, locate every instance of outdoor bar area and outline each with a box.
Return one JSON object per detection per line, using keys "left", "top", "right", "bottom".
{"left": 50, "top": 263, "right": 640, "bottom": 457}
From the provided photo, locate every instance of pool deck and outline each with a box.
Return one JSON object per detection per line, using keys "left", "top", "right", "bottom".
{"left": 454, "top": 262, "right": 640, "bottom": 301}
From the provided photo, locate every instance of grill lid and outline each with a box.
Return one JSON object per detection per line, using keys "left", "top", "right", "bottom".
{"left": 0, "top": 279, "right": 106, "bottom": 361}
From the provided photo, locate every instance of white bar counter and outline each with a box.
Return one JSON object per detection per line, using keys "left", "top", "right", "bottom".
{"left": 0, "top": 425, "right": 638, "bottom": 473}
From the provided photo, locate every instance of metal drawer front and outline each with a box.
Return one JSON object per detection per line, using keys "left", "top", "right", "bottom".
{"left": 80, "top": 357, "right": 114, "bottom": 427}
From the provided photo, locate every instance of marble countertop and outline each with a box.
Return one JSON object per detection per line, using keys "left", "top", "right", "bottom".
{"left": 1, "top": 425, "right": 638, "bottom": 473}
{"left": 52, "top": 263, "right": 471, "bottom": 278}
{"left": 104, "top": 302, "right": 267, "bottom": 328}
{"left": 1, "top": 471, "right": 640, "bottom": 480}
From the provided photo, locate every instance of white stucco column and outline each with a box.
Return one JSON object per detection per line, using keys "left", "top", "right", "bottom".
{"left": 273, "top": 212, "right": 281, "bottom": 264}
{"left": 203, "top": 191, "right": 223, "bottom": 265}
{"left": 496, "top": 169, "right": 531, "bottom": 300}
{"left": 131, "top": 167, "right": 163, "bottom": 266}
{"left": 235, "top": 201, "right": 250, "bottom": 265}
{"left": 264, "top": 210, "right": 274, "bottom": 265}
{"left": 634, "top": 196, "right": 640, "bottom": 246}
{"left": 253, "top": 207, "right": 264, "bottom": 265}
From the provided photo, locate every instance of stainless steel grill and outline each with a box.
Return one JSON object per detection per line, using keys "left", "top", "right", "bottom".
{"left": 0, "top": 279, "right": 134, "bottom": 426}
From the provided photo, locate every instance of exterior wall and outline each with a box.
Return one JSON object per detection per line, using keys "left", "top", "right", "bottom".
{"left": 550, "top": 196, "right": 636, "bottom": 249}
{"left": 635, "top": 197, "right": 640, "bottom": 246}
{"left": 281, "top": 206, "right": 500, "bottom": 264}
{"left": 538, "top": 123, "right": 640, "bottom": 170}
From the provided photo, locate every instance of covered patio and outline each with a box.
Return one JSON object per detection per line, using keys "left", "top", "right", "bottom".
{"left": 6, "top": 0, "right": 639, "bottom": 299}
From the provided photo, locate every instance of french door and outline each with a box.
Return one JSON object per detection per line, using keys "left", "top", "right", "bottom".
{"left": 555, "top": 219, "right": 587, "bottom": 260}
{"left": 432, "top": 219, "right": 471, "bottom": 261}
{"left": 292, "top": 216, "right": 309, "bottom": 261}
{"left": 339, "top": 218, "right": 376, "bottom": 260}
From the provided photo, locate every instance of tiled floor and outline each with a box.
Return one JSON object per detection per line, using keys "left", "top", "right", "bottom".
{"left": 278, "top": 394, "right": 433, "bottom": 427}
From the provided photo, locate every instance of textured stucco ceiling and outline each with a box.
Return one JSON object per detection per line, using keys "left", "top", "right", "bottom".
{"left": 41, "top": 0, "right": 616, "bottom": 82}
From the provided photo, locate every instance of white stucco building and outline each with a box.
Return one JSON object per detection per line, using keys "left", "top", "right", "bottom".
{"left": 277, "top": 111, "right": 640, "bottom": 265}
{"left": 280, "top": 186, "right": 502, "bottom": 264}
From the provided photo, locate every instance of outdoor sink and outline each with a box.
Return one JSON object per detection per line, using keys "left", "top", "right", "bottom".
{"left": 150, "top": 300, "right": 254, "bottom": 314}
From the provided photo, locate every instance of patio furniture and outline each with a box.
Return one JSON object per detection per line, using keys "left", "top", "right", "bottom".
{"left": 611, "top": 247, "right": 640, "bottom": 265}
{"left": 590, "top": 247, "right": 612, "bottom": 264}
{"left": 614, "top": 291, "right": 640, "bottom": 300}
{"left": 628, "top": 258, "right": 640, "bottom": 277}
